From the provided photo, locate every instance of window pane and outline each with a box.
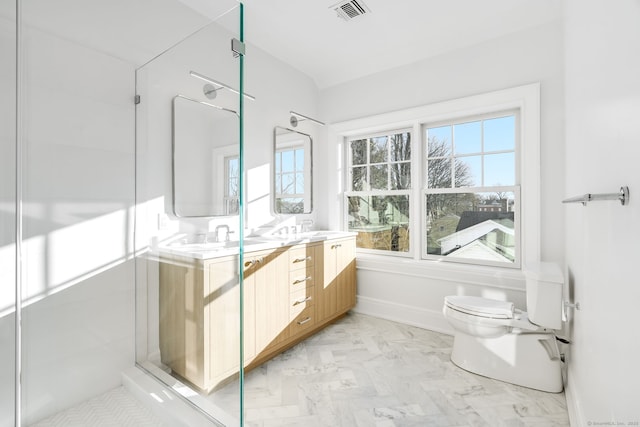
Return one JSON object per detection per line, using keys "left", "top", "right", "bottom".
{"left": 351, "top": 166, "right": 366, "bottom": 191}
{"left": 370, "top": 164, "right": 388, "bottom": 190}
{"left": 390, "top": 162, "right": 410, "bottom": 190}
{"left": 484, "top": 116, "right": 515, "bottom": 152}
{"left": 228, "top": 157, "right": 239, "bottom": 176}
{"left": 347, "top": 194, "right": 410, "bottom": 253}
{"left": 275, "top": 152, "right": 281, "bottom": 172}
{"left": 277, "top": 197, "right": 304, "bottom": 214}
{"left": 425, "top": 191, "right": 516, "bottom": 264}
{"left": 228, "top": 177, "right": 239, "bottom": 196}
{"left": 455, "top": 155, "right": 481, "bottom": 187}
{"left": 390, "top": 132, "right": 411, "bottom": 162}
{"left": 427, "top": 157, "right": 453, "bottom": 188}
{"left": 282, "top": 173, "right": 295, "bottom": 194}
{"left": 369, "top": 136, "right": 388, "bottom": 163}
{"left": 281, "top": 150, "right": 294, "bottom": 172}
{"left": 427, "top": 126, "right": 452, "bottom": 155}
{"left": 484, "top": 152, "right": 515, "bottom": 186}
{"left": 454, "top": 121, "right": 481, "bottom": 154}
{"left": 295, "top": 172, "right": 304, "bottom": 193}
{"left": 351, "top": 139, "right": 367, "bottom": 165}
{"left": 295, "top": 148, "right": 304, "bottom": 170}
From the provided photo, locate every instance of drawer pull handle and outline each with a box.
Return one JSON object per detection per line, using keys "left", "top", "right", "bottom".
{"left": 293, "top": 276, "right": 312, "bottom": 284}
{"left": 244, "top": 257, "right": 264, "bottom": 268}
{"left": 331, "top": 244, "right": 342, "bottom": 249}
{"left": 297, "top": 317, "right": 312, "bottom": 325}
{"left": 293, "top": 296, "right": 312, "bottom": 306}
{"left": 293, "top": 256, "right": 312, "bottom": 263}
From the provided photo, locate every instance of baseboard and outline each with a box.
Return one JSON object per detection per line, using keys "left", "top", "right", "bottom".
{"left": 563, "top": 371, "right": 583, "bottom": 427}
{"left": 353, "top": 295, "right": 454, "bottom": 335}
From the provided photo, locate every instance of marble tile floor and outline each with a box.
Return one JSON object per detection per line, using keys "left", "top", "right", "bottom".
{"left": 210, "top": 312, "right": 570, "bottom": 427}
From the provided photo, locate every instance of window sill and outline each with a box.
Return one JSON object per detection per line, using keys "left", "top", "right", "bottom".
{"left": 355, "top": 252, "right": 526, "bottom": 291}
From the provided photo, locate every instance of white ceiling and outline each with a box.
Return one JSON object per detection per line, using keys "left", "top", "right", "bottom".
{"left": 240, "top": 0, "right": 563, "bottom": 89}
{"left": 10, "top": 0, "right": 563, "bottom": 88}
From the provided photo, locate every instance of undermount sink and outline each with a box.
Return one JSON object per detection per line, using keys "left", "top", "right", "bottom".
{"left": 259, "top": 230, "right": 356, "bottom": 242}
{"left": 167, "top": 240, "right": 240, "bottom": 251}
{"left": 159, "top": 231, "right": 357, "bottom": 259}
{"left": 169, "top": 241, "right": 239, "bottom": 251}
{"left": 162, "top": 236, "right": 276, "bottom": 256}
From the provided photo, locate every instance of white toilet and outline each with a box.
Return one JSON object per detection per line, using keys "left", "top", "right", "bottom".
{"left": 443, "top": 262, "right": 564, "bottom": 392}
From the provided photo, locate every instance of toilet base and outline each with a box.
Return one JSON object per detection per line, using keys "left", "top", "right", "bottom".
{"left": 450, "top": 331, "right": 563, "bottom": 392}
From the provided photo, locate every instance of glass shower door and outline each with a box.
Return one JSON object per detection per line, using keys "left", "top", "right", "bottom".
{"left": 0, "top": 1, "right": 17, "bottom": 425}
{"left": 134, "top": 3, "right": 246, "bottom": 425}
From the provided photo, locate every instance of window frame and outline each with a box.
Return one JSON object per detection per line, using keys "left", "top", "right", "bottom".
{"left": 345, "top": 128, "right": 414, "bottom": 257}
{"left": 328, "top": 83, "right": 540, "bottom": 272}
{"left": 422, "top": 110, "right": 521, "bottom": 268}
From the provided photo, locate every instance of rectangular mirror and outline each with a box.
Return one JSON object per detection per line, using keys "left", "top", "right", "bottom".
{"left": 172, "top": 95, "right": 239, "bottom": 217}
{"left": 273, "top": 126, "right": 312, "bottom": 214}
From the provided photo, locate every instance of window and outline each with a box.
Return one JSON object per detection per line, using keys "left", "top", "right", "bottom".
{"left": 275, "top": 145, "right": 306, "bottom": 214}
{"left": 424, "top": 113, "right": 519, "bottom": 267}
{"left": 345, "top": 130, "right": 411, "bottom": 254}
{"left": 225, "top": 155, "right": 240, "bottom": 215}
{"left": 333, "top": 84, "right": 539, "bottom": 269}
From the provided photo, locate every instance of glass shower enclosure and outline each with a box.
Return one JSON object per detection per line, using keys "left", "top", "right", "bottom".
{"left": 134, "top": 2, "right": 247, "bottom": 425}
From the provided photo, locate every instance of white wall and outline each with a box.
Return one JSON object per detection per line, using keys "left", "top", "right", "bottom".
{"left": 0, "top": 1, "right": 212, "bottom": 424}
{"left": 317, "top": 21, "right": 565, "bottom": 330}
{"left": 564, "top": 0, "right": 640, "bottom": 423}
{"left": 14, "top": 24, "right": 136, "bottom": 425}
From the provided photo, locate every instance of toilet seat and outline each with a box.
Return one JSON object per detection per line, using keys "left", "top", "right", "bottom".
{"left": 445, "top": 296, "right": 514, "bottom": 319}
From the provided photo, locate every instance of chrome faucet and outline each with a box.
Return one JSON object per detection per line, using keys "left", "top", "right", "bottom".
{"left": 301, "top": 219, "right": 314, "bottom": 233}
{"left": 214, "top": 224, "right": 231, "bottom": 242}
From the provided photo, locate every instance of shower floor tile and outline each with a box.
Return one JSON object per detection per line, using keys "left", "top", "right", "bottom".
{"left": 30, "top": 386, "right": 166, "bottom": 427}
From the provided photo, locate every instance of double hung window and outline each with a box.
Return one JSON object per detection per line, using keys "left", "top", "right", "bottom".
{"left": 345, "top": 130, "right": 412, "bottom": 254}
{"left": 424, "top": 112, "right": 519, "bottom": 267}
{"left": 344, "top": 112, "right": 520, "bottom": 267}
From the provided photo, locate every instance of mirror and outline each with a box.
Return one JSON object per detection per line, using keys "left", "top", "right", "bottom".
{"left": 273, "top": 127, "right": 313, "bottom": 214}
{"left": 172, "top": 95, "right": 239, "bottom": 217}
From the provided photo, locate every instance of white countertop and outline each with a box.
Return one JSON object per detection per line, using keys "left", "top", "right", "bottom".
{"left": 157, "top": 230, "right": 357, "bottom": 260}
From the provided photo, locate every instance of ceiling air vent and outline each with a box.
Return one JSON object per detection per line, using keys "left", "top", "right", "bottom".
{"left": 331, "top": 0, "right": 371, "bottom": 21}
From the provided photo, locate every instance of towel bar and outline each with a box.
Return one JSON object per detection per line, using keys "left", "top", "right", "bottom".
{"left": 562, "top": 186, "right": 629, "bottom": 206}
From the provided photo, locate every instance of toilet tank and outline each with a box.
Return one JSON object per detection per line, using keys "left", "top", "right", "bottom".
{"left": 525, "top": 262, "right": 564, "bottom": 330}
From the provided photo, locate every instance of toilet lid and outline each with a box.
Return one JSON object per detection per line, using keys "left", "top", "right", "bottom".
{"left": 445, "top": 296, "right": 514, "bottom": 319}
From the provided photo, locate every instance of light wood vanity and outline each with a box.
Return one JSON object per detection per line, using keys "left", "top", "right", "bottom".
{"left": 159, "top": 235, "right": 356, "bottom": 393}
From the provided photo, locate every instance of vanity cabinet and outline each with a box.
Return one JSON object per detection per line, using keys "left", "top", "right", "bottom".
{"left": 159, "top": 254, "right": 242, "bottom": 392}
{"left": 159, "top": 235, "right": 356, "bottom": 393}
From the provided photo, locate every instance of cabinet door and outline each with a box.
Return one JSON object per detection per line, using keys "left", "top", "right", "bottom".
{"left": 207, "top": 256, "right": 241, "bottom": 387}
{"left": 335, "top": 238, "right": 357, "bottom": 312}
{"left": 318, "top": 242, "right": 338, "bottom": 322}
{"left": 317, "top": 238, "right": 357, "bottom": 321}
{"left": 251, "top": 248, "right": 290, "bottom": 356}
{"left": 159, "top": 257, "right": 206, "bottom": 388}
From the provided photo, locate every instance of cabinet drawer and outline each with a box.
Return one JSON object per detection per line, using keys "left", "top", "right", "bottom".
{"left": 288, "top": 246, "right": 315, "bottom": 270}
{"left": 289, "top": 305, "right": 315, "bottom": 336}
{"left": 290, "top": 286, "right": 315, "bottom": 317}
{"left": 289, "top": 266, "right": 314, "bottom": 291}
